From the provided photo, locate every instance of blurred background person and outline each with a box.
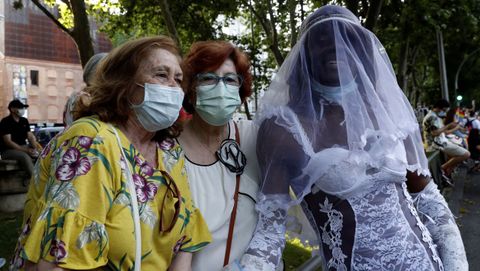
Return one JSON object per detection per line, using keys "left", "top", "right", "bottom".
{"left": 423, "top": 99, "right": 470, "bottom": 183}
{"left": 63, "top": 52, "right": 108, "bottom": 127}
{"left": 0, "top": 99, "right": 42, "bottom": 180}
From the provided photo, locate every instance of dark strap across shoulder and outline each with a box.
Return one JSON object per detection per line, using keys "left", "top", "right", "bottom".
{"left": 224, "top": 122, "right": 241, "bottom": 266}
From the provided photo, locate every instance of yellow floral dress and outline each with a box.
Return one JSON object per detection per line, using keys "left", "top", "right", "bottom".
{"left": 10, "top": 116, "right": 211, "bottom": 270}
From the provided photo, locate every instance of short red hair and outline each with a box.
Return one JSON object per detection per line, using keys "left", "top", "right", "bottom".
{"left": 182, "top": 41, "right": 252, "bottom": 114}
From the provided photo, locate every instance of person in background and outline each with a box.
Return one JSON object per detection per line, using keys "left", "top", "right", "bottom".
{"left": 10, "top": 36, "right": 211, "bottom": 271}
{"left": 423, "top": 99, "right": 470, "bottom": 182}
{"left": 63, "top": 52, "right": 108, "bottom": 127}
{"left": 443, "top": 106, "right": 468, "bottom": 148}
{"left": 179, "top": 41, "right": 260, "bottom": 271}
{"left": 468, "top": 129, "right": 480, "bottom": 172}
{"left": 467, "top": 110, "right": 480, "bottom": 172}
{"left": 234, "top": 5, "right": 467, "bottom": 270}
{"left": 465, "top": 106, "right": 478, "bottom": 132}
{"left": 0, "top": 99, "right": 42, "bottom": 179}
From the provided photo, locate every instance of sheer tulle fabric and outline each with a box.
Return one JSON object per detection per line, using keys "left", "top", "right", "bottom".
{"left": 254, "top": 7, "right": 430, "bottom": 206}
{"left": 239, "top": 6, "right": 438, "bottom": 271}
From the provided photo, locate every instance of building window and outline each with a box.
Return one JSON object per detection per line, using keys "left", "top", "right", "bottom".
{"left": 30, "top": 70, "right": 39, "bottom": 86}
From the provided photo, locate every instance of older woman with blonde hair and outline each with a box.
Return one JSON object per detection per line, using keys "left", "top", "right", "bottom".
{"left": 11, "top": 36, "right": 211, "bottom": 271}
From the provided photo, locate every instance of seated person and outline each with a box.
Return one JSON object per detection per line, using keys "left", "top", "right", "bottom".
{"left": 467, "top": 112, "right": 480, "bottom": 172}
{"left": 466, "top": 109, "right": 479, "bottom": 131}
{"left": 0, "top": 99, "right": 42, "bottom": 179}
{"left": 423, "top": 99, "right": 470, "bottom": 182}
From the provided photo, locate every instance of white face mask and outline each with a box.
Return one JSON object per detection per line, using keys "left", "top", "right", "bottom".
{"left": 438, "top": 111, "right": 447, "bottom": 118}
{"left": 311, "top": 79, "right": 357, "bottom": 104}
{"left": 195, "top": 82, "right": 241, "bottom": 126}
{"left": 132, "top": 83, "right": 184, "bottom": 132}
{"left": 17, "top": 108, "right": 26, "bottom": 116}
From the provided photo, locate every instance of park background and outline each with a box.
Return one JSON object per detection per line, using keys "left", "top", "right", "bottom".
{"left": 1, "top": 0, "right": 480, "bottom": 270}
{"left": 1, "top": 0, "right": 480, "bottom": 123}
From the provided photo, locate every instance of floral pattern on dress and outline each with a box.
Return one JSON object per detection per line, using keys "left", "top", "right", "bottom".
{"left": 162, "top": 142, "right": 183, "bottom": 172}
{"left": 10, "top": 117, "right": 211, "bottom": 271}
{"left": 350, "top": 182, "right": 440, "bottom": 270}
{"left": 317, "top": 197, "right": 347, "bottom": 271}
{"left": 49, "top": 239, "right": 68, "bottom": 262}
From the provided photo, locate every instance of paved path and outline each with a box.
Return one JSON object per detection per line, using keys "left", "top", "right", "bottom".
{"left": 447, "top": 168, "right": 480, "bottom": 268}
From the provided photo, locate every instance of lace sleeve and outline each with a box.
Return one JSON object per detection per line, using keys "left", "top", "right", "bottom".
{"left": 226, "top": 118, "right": 307, "bottom": 271}
{"left": 411, "top": 181, "right": 468, "bottom": 271}
{"left": 236, "top": 194, "right": 290, "bottom": 271}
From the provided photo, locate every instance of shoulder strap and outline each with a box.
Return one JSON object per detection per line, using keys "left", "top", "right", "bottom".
{"left": 111, "top": 125, "right": 142, "bottom": 271}
{"left": 224, "top": 122, "right": 241, "bottom": 266}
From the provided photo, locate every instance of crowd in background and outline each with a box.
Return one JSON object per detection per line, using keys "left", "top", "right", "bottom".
{"left": 417, "top": 101, "right": 480, "bottom": 178}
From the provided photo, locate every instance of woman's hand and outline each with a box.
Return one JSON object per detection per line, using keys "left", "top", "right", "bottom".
{"left": 168, "top": 251, "right": 192, "bottom": 271}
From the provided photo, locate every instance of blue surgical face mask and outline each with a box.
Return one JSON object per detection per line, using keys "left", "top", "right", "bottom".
{"left": 438, "top": 111, "right": 446, "bottom": 118}
{"left": 311, "top": 79, "right": 357, "bottom": 104}
{"left": 195, "top": 82, "right": 241, "bottom": 126}
{"left": 132, "top": 83, "right": 184, "bottom": 132}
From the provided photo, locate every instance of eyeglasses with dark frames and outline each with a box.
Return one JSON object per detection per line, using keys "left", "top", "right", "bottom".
{"left": 196, "top": 72, "right": 243, "bottom": 91}
{"left": 159, "top": 170, "right": 181, "bottom": 233}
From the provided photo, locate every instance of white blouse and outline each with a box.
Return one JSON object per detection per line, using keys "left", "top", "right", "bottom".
{"left": 186, "top": 120, "right": 260, "bottom": 271}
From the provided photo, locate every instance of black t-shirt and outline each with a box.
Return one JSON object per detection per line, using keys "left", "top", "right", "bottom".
{"left": 0, "top": 114, "right": 30, "bottom": 151}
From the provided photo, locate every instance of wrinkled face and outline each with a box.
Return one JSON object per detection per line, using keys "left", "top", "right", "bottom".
{"left": 131, "top": 48, "right": 183, "bottom": 105}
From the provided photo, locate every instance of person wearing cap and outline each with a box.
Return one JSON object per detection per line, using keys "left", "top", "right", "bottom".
{"left": 0, "top": 99, "right": 42, "bottom": 179}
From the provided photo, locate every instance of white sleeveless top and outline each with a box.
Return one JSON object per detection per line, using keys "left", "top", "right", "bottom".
{"left": 186, "top": 120, "right": 260, "bottom": 271}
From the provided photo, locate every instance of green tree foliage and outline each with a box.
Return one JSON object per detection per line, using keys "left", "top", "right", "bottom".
{"left": 375, "top": 0, "right": 480, "bottom": 106}
{"left": 13, "top": 0, "right": 480, "bottom": 108}
{"left": 98, "top": 0, "right": 240, "bottom": 52}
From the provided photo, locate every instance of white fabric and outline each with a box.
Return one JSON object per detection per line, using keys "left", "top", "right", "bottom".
{"left": 472, "top": 119, "right": 480, "bottom": 130}
{"left": 412, "top": 181, "right": 468, "bottom": 271}
{"left": 254, "top": 5, "right": 430, "bottom": 207}
{"left": 241, "top": 5, "right": 465, "bottom": 270}
{"left": 111, "top": 126, "right": 142, "bottom": 271}
{"left": 187, "top": 120, "right": 260, "bottom": 271}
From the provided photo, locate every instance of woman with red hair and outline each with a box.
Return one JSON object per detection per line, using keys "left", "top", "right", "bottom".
{"left": 179, "top": 41, "right": 260, "bottom": 271}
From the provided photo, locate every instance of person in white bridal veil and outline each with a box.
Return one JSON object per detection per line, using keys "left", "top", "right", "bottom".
{"left": 225, "top": 5, "right": 468, "bottom": 271}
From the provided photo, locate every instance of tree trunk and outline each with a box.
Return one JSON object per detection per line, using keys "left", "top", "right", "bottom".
{"left": 242, "top": 0, "right": 284, "bottom": 66}
{"left": 31, "top": 0, "right": 94, "bottom": 67}
{"left": 398, "top": 37, "right": 410, "bottom": 94}
{"left": 364, "top": 0, "right": 384, "bottom": 32}
{"left": 243, "top": 101, "right": 252, "bottom": 120}
{"left": 344, "top": 0, "right": 359, "bottom": 16}
{"left": 158, "top": 0, "right": 181, "bottom": 48}
{"left": 70, "top": 0, "right": 94, "bottom": 67}
{"left": 288, "top": 0, "right": 297, "bottom": 48}
{"left": 266, "top": 0, "right": 285, "bottom": 66}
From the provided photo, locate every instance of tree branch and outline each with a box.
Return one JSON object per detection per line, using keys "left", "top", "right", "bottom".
{"left": 69, "top": 0, "right": 94, "bottom": 66}
{"left": 364, "top": 0, "right": 384, "bottom": 32}
{"left": 242, "top": 0, "right": 284, "bottom": 65}
{"left": 288, "top": 0, "right": 297, "bottom": 48}
{"left": 158, "top": 0, "right": 181, "bottom": 48}
{"left": 30, "top": 0, "right": 72, "bottom": 34}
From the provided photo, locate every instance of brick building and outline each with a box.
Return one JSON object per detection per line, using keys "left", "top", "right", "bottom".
{"left": 0, "top": 0, "right": 111, "bottom": 124}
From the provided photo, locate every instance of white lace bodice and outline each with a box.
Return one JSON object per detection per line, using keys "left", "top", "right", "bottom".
{"left": 241, "top": 179, "right": 454, "bottom": 271}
